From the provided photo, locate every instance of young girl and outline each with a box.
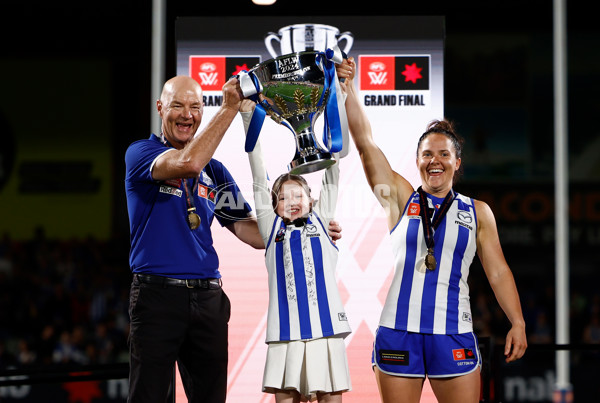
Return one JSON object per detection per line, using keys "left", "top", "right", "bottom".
{"left": 241, "top": 100, "right": 352, "bottom": 403}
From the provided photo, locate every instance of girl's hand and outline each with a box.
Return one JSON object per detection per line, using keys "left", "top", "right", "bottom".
{"left": 240, "top": 99, "right": 255, "bottom": 113}
{"left": 336, "top": 57, "right": 356, "bottom": 81}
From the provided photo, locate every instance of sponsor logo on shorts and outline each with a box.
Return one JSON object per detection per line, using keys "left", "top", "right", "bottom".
{"left": 452, "top": 348, "right": 475, "bottom": 361}
{"left": 338, "top": 312, "right": 348, "bottom": 321}
{"left": 380, "top": 350, "right": 409, "bottom": 366}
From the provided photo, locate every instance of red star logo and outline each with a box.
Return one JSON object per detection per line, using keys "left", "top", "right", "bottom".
{"left": 231, "top": 64, "right": 250, "bottom": 75}
{"left": 401, "top": 63, "right": 423, "bottom": 84}
{"left": 62, "top": 381, "right": 103, "bottom": 403}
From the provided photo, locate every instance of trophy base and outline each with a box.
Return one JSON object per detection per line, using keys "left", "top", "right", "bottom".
{"left": 288, "top": 152, "right": 336, "bottom": 175}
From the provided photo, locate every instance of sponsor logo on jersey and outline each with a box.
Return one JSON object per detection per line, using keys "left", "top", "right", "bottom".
{"left": 305, "top": 224, "right": 320, "bottom": 237}
{"left": 159, "top": 185, "right": 182, "bottom": 197}
{"left": 455, "top": 210, "right": 474, "bottom": 230}
{"left": 198, "top": 184, "right": 216, "bottom": 203}
{"left": 407, "top": 202, "right": 421, "bottom": 217}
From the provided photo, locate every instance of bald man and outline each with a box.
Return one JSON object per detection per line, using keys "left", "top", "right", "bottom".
{"left": 124, "top": 76, "right": 263, "bottom": 403}
{"left": 125, "top": 75, "right": 342, "bottom": 402}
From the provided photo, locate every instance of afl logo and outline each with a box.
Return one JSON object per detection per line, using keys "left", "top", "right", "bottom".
{"left": 457, "top": 211, "right": 473, "bottom": 223}
{"left": 200, "top": 62, "right": 217, "bottom": 72}
{"left": 369, "top": 61, "right": 386, "bottom": 72}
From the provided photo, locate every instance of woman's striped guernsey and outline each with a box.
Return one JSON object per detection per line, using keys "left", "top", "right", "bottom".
{"left": 380, "top": 190, "right": 478, "bottom": 334}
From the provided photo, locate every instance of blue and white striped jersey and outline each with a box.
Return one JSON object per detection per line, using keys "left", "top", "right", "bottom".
{"left": 248, "top": 140, "right": 351, "bottom": 343}
{"left": 380, "top": 190, "right": 478, "bottom": 334}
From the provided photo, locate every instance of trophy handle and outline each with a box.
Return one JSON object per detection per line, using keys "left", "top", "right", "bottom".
{"left": 337, "top": 32, "right": 354, "bottom": 55}
{"left": 264, "top": 32, "right": 281, "bottom": 58}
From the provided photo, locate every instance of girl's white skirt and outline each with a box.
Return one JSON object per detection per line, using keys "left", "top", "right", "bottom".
{"left": 262, "top": 336, "right": 351, "bottom": 402}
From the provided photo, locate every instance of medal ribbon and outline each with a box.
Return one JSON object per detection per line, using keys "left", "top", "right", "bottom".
{"left": 161, "top": 134, "right": 200, "bottom": 229}
{"left": 183, "top": 177, "right": 199, "bottom": 215}
{"left": 417, "top": 186, "right": 456, "bottom": 254}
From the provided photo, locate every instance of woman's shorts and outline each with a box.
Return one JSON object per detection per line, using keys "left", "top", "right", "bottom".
{"left": 372, "top": 326, "right": 481, "bottom": 378}
{"left": 263, "top": 336, "right": 351, "bottom": 401}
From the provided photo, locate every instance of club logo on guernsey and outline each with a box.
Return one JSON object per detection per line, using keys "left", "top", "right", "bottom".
{"left": 275, "top": 227, "right": 286, "bottom": 242}
{"left": 201, "top": 170, "right": 214, "bottom": 186}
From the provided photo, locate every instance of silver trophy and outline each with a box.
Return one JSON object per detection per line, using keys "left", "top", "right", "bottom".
{"left": 265, "top": 23, "right": 353, "bottom": 59}
{"left": 241, "top": 51, "right": 344, "bottom": 174}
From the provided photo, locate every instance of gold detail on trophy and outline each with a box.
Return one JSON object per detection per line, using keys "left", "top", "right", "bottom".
{"left": 310, "top": 87, "right": 320, "bottom": 110}
{"left": 266, "top": 109, "right": 282, "bottom": 123}
{"left": 274, "top": 94, "right": 292, "bottom": 119}
{"left": 293, "top": 89, "right": 307, "bottom": 114}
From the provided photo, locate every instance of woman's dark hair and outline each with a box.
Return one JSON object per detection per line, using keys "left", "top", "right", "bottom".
{"left": 416, "top": 119, "right": 465, "bottom": 181}
{"left": 270, "top": 173, "right": 312, "bottom": 210}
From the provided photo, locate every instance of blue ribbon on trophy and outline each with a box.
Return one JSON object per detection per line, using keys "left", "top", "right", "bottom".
{"left": 317, "top": 47, "right": 348, "bottom": 157}
{"left": 238, "top": 46, "right": 349, "bottom": 174}
{"left": 238, "top": 72, "right": 268, "bottom": 151}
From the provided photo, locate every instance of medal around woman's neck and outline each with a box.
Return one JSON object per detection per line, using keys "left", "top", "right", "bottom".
{"left": 417, "top": 187, "right": 456, "bottom": 271}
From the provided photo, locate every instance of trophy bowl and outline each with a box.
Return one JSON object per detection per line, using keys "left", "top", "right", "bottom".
{"left": 264, "top": 23, "right": 354, "bottom": 58}
{"left": 248, "top": 51, "right": 336, "bottom": 175}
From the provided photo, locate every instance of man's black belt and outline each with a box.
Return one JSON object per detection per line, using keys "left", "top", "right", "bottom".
{"left": 135, "top": 273, "right": 222, "bottom": 289}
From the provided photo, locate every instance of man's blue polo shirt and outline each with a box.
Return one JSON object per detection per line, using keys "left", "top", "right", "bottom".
{"left": 125, "top": 134, "right": 251, "bottom": 279}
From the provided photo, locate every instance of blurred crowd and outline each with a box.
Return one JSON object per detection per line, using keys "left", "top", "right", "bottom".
{"left": 0, "top": 228, "right": 131, "bottom": 368}
{"left": 0, "top": 228, "right": 599, "bottom": 369}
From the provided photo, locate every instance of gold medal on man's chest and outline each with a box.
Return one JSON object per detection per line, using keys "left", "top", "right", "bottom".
{"left": 187, "top": 209, "right": 201, "bottom": 230}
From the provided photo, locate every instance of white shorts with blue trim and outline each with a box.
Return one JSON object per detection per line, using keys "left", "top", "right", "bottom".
{"left": 372, "top": 326, "right": 481, "bottom": 378}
